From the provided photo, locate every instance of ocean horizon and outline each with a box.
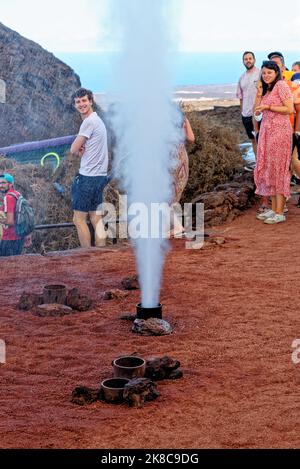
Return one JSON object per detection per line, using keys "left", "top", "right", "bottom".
{"left": 57, "top": 51, "right": 299, "bottom": 93}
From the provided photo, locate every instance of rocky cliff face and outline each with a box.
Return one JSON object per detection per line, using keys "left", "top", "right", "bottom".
{"left": 0, "top": 22, "right": 81, "bottom": 147}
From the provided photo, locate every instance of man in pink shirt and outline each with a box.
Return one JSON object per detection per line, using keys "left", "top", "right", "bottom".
{"left": 237, "top": 51, "right": 261, "bottom": 157}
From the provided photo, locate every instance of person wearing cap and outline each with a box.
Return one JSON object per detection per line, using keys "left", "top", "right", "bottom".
{"left": 0, "top": 173, "right": 25, "bottom": 256}
{"left": 268, "top": 52, "right": 295, "bottom": 81}
{"left": 268, "top": 52, "right": 295, "bottom": 82}
{"left": 236, "top": 51, "right": 261, "bottom": 157}
{"left": 267, "top": 52, "right": 289, "bottom": 72}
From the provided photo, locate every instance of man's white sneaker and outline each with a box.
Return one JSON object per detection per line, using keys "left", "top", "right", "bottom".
{"left": 264, "top": 214, "right": 286, "bottom": 224}
{"left": 256, "top": 209, "right": 275, "bottom": 220}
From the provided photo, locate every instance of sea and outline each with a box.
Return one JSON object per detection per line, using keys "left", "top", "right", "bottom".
{"left": 4, "top": 51, "right": 297, "bottom": 164}
{"left": 55, "top": 50, "right": 293, "bottom": 166}
{"left": 57, "top": 51, "right": 298, "bottom": 94}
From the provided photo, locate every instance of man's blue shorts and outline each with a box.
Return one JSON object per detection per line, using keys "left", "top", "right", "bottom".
{"left": 0, "top": 239, "right": 25, "bottom": 257}
{"left": 71, "top": 174, "right": 108, "bottom": 212}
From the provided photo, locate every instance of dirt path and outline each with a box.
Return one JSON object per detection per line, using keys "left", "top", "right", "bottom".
{"left": 1, "top": 200, "right": 300, "bottom": 449}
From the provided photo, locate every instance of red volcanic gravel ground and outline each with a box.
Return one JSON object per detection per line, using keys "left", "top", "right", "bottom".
{"left": 1, "top": 202, "right": 300, "bottom": 449}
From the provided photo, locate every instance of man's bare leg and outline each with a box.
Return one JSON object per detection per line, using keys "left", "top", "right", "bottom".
{"left": 90, "top": 211, "right": 106, "bottom": 247}
{"left": 73, "top": 211, "right": 91, "bottom": 247}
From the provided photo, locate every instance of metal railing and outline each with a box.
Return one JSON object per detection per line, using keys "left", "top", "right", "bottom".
{"left": 0, "top": 135, "right": 75, "bottom": 156}
{"left": 34, "top": 221, "right": 119, "bottom": 244}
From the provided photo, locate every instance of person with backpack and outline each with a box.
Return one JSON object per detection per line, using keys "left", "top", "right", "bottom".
{"left": 0, "top": 173, "right": 34, "bottom": 256}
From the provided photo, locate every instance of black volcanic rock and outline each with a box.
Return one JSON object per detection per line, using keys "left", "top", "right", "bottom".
{"left": 0, "top": 22, "right": 82, "bottom": 147}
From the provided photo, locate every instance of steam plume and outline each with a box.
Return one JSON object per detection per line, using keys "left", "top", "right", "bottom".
{"left": 109, "top": 0, "right": 181, "bottom": 307}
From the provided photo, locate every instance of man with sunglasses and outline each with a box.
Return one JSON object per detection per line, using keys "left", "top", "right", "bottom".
{"left": 0, "top": 173, "right": 25, "bottom": 256}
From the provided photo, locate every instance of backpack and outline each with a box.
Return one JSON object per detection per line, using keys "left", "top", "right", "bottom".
{"left": 6, "top": 192, "right": 35, "bottom": 237}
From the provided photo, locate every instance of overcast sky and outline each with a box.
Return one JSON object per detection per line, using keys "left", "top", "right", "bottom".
{"left": 1, "top": 0, "right": 300, "bottom": 53}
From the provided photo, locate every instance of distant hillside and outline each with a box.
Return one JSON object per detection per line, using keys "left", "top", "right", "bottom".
{"left": 0, "top": 22, "right": 81, "bottom": 147}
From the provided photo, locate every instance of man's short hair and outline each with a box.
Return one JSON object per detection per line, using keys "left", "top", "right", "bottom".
{"left": 293, "top": 61, "right": 300, "bottom": 69}
{"left": 73, "top": 88, "right": 94, "bottom": 104}
{"left": 243, "top": 51, "right": 255, "bottom": 60}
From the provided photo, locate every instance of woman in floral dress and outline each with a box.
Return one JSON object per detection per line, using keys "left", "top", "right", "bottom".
{"left": 169, "top": 115, "right": 195, "bottom": 236}
{"left": 254, "top": 61, "right": 294, "bottom": 224}
{"left": 172, "top": 116, "right": 194, "bottom": 203}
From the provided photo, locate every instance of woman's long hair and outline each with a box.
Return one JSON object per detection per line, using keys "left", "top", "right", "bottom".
{"left": 261, "top": 60, "right": 282, "bottom": 95}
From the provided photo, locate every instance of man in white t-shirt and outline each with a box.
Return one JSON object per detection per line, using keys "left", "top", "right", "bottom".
{"left": 71, "top": 88, "right": 108, "bottom": 247}
{"left": 236, "top": 51, "right": 261, "bottom": 157}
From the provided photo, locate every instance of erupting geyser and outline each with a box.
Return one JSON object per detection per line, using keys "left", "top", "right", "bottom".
{"left": 109, "top": 0, "right": 181, "bottom": 315}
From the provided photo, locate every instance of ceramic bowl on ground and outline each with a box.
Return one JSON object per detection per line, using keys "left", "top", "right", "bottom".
{"left": 113, "top": 356, "right": 146, "bottom": 379}
{"left": 101, "top": 378, "right": 130, "bottom": 403}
